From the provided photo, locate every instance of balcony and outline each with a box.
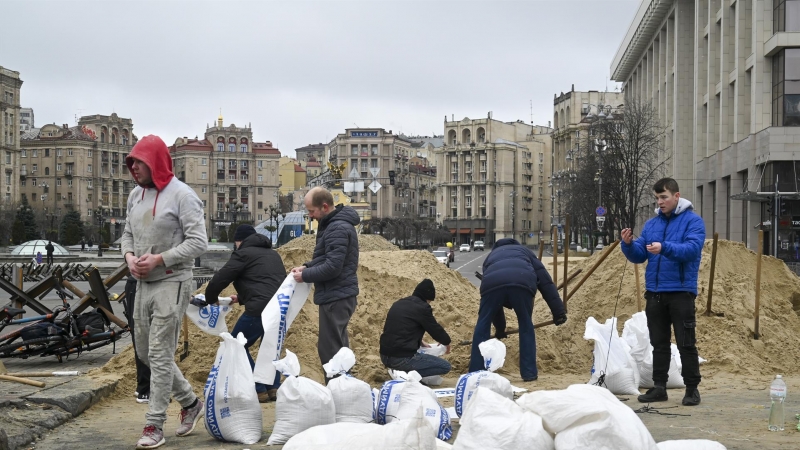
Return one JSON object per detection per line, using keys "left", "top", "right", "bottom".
{"left": 65, "top": 170, "right": 73, "bottom": 178}
{"left": 19, "top": 170, "right": 26, "bottom": 178}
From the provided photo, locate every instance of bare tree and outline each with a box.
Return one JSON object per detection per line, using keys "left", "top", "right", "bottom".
{"left": 563, "top": 96, "right": 669, "bottom": 243}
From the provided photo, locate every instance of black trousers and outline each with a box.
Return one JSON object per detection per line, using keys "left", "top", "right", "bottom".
{"left": 123, "top": 277, "right": 151, "bottom": 395}
{"left": 645, "top": 291, "right": 701, "bottom": 388}
{"left": 46, "top": 253, "right": 53, "bottom": 265}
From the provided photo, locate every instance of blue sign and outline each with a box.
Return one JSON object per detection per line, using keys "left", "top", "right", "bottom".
{"left": 351, "top": 131, "right": 378, "bottom": 137}
{"left": 596, "top": 206, "right": 606, "bottom": 216}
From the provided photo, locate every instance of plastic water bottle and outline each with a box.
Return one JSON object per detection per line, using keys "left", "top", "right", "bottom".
{"left": 769, "top": 374, "right": 787, "bottom": 431}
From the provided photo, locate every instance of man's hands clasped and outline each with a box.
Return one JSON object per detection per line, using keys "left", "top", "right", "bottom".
{"left": 125, "top": 252, "right": 163, "bottom": 279}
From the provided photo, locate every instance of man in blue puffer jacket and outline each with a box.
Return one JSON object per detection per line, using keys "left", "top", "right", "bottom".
{"left": 621, "top": 177, "right": 705, "bottom": 407}
{"left": 467, "top": 238, "right": 567, "bottom": 381}
{"left": 291, "top": 187, "right": 360, "bottom": 369}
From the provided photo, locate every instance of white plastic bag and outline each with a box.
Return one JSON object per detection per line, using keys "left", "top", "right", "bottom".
{"left": 454, "top": 387, "right": 554, "bottom": 450}
{"left": 622, "top": 312, "right": 705, "bottom": 389}
{"left": 186, "top": 295, "right": 233, "bottom": 335}
{"left": 267, "top": 350, "right": 336, "bottom": 445}
{"left": 283, "top": 406, "right": 438, "bottom": 450}
{"left": 395, "top": 371, "right": 453, "bottom": 441}
{"left": 584, "top": 317, "right": 641, "bottom": 395}
{"left": 253, "top": 275, "right": 311, "bottom": 385}
{"left": 517, "top": 384, "right": 658, "bottom": 450}
{"left": 418, "top": 343, "right": 448, "bottom": 356}
{"left": 324, "top": 348, "right": 374, "bottom": 423}
{"left": 203, "top": 332, "right": 262, "bottom": 444}
{"left": 454, "top": 339, "right": 513, "bottom": 417}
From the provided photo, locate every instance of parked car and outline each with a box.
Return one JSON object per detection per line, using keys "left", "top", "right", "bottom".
{"left": 459, "top": 243, "right": 471, "bottom": 252}
{"left": 432, "top": 250, "right": 450, "bottom": 268}
{"left": 473, "top": 240, "right": 485, "bottom": 251}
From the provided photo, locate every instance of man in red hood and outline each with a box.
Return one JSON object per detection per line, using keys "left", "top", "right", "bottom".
{"left": 121, "top": 135, "right": 208, "bottom": 449}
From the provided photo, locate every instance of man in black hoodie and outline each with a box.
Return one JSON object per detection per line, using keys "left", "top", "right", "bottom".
{"left": 379, "top": 279, "right": 451, "bottom": 379}
{"left": 291, "top": 187, "right": 360, "bottom": 368}
{"left": 204, "top": 224, "right": 286, "bottom": 403}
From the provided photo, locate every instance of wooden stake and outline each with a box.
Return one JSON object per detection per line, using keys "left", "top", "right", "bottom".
{"left": 0, "top": 374, "right": 46, "bottom": 388}
{"left": 563, "top": 215, "right": 570, "bottom": 311}
{"left": 705, "top": 232, "right": 719, "bottom": 317}
{"left": 566, "top": 240, "right": 620, "bottom": 303}
{"left": 538, "top": 237, "right": 545, "bottom": 260}
{"left": 552, "top": 226, "right": 558, "bottom": 288}
{"left": 754, "top": 230, "right": 763, "bottom": 340}
{"left": 635, "top": 263, "right": 642, "bottom": 312}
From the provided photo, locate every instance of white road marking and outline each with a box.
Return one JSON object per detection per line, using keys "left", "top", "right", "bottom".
{"left": 452, "top": 253, "right": 487, "bottom": 271}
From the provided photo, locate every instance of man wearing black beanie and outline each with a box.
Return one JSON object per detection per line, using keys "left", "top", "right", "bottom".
{"left": 379, "top": 279, "right": 451, "bottom": 383}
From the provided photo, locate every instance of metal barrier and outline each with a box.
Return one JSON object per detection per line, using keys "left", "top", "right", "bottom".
{"left": 194, "top": 276, "right": 213, "bottom": 290}
{"left": 786, "top": 262, "right": 800, "bottom": 277}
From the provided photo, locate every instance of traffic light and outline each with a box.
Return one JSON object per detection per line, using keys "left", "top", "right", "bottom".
{"left": 766, "top": 199, "right": 773, "bottom": 217}
{"left": 780, "top": 198, "right": 789, "bottom": 216}
{"left": 388, "top": 170, "right": 396, "bottom": 186}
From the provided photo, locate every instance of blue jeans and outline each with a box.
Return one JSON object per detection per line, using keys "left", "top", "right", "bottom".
{"left": 468, "top": 287, "right": 537, "bottom": 379}
{"left": 230, "top": 313, "right": 280, "bottom": 393}
{"left": 380, "top": 353, "right": 451, "bottom": 378}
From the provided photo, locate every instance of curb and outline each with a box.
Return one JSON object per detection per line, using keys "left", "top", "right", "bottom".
{"left": 0, "top": 374, "right": 121, "bottom": 450}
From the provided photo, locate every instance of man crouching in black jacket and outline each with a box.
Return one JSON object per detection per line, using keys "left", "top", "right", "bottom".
{"left": 379, "top": 279, "right": 451, "bottom": 384}
{"left": 203, "top": 224, "right": 286, "bottom": 403}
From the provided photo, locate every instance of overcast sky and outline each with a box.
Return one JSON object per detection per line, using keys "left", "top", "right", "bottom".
{"left": 2, "top": 0, "right": 640, "bottom": 155}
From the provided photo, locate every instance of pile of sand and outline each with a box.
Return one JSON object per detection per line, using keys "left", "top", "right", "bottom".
{"left": 99, "top": 236, "right": 800, "bottom": 398}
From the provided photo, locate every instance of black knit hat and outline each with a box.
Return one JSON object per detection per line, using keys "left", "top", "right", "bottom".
{"left": 413, "top": 279, "right": 436, "bottom": 301}
{"left": 233, "top": 224, "right": 257, "bottom": 242}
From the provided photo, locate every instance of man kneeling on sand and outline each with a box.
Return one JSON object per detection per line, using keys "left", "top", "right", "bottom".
{"left": 379, "top": 279, "right": 451, "bottom": 385}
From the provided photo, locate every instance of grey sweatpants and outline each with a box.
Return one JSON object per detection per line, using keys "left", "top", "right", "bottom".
{"left": 317, "top": 296, "right": 357, "bottom": 366}
{"left": 133, "top": 280, "right": 197, "bottom": 428}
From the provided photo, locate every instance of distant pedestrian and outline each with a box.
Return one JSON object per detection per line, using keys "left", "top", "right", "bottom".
{"left": 35, "top": 252, "right": 43, "bottom": 265}
{"left": 88, "top": 238, "right": 93, "bottom": 249}
{"left": 80, "top": 238, "right": 86, "bottom": 252}
{"left": 45, "top": 240, "right": 54, "bottom": 265}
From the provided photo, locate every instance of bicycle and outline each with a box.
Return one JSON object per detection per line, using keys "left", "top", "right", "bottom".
{"left": 0, "top": 269, "right": 129, "bottom": 362}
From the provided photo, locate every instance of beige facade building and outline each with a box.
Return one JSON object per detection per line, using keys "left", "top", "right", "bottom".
{"left": 20, "top": 113, "right": 137, "bottom": 241}
{"left": 323, "top": 128, "right": 438, "bottom": 221}
{"left": 611, "top": 0, "right": 800, "bottom": 261}
{"left": 295, "top": 143, "right": 326, "bottom": 167}
{"left": 170, "top": 115, "right": 281, "bottom": 240}
{"left": 278, "top": 156, "right": 307, "bottom": 194}
{"left": 434, "top": 114, "right": 553, "bottom": 245}
{"left": 0, "top": 66, "right": 23, "bottom": 205}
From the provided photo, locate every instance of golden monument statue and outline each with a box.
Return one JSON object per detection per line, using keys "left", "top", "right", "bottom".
{"left": 327, "top": 161, "right": 347, "bottom": 187}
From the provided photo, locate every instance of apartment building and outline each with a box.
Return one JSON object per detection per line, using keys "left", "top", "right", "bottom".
{"left": 325, "top": 128, "right": 438, "bottom": 221}
{"left": 0, "top": 66, "right": 22, "bottom": 205}
{"left": 278, "top": 156, "right": 307, "bottom": 194}
{"left": 295, "top": 143, "right": 326, "bottom": 167}
{"left": 170, "top": 115, "right": 281, "bottom": 240}
{"left": 611, "top": 0, "right": 800, "bottom": 261}
{"left": 19, "top": 107, "right": 33, "bottom": 133}
{"left": 434, "top": 114, "right": 553, "bottom": 246}
{"left": 20, "top": 114, "right": 137, "bottom": 241}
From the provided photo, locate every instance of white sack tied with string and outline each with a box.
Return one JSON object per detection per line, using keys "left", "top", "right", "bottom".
{"left": 584, "top": 316, "right": 640, "bottom": 395}
{"left": 252, "top": 275, "right": 310, "bottom": 385}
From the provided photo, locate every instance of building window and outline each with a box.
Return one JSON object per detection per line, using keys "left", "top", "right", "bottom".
{"left": 228, "top": 143, "right": 235, "bottom": 152}
{"left": 87, "top": 164, "right": 92, "bottom": 173}
{"left": 257, "top": 175, "right": 263, "bottom": 182}
{"left": 257, "top": 160, "right": 263, "bottom": 168}
{"left": 32, "top": 164, "right": 37, "bottom": 173}
{"left": 57, "top": 163, "right": 62, "bottom": 171}
{"left": 45, "top": 148, "right": 50, "bottom": 157}
{"left": 4, "top": 151, "right": 10, "bottom": 164}
{"left": 241, "top": 160, "right": 248, "bottom": 168}
{"left": 217, "top": 143, "right": 224, "bottom": 152}
{"left": 68, "top": 148, "right": 73, "bottom": 156}
{"left": 68, "top": 179, "right": 73, "bottom": 187}
{"left": 201, "top": 172, "right": 207, "bottom": 179}
{"left": 32, "top": 149, "right": 37, "bottom": 157}
{"left": 773, "top": 48, "right": 800, "bottom": 126}
{"left": 258, "top": 187, "right": 263, "bottom": 195}
{"left": 201, "top": 158, "right": 207, "bottom": 165}
{"left": 21, "top": 149, "right": 26, "bottom": 157}
{"left": 88, "top": 180, "right": 93, "bottom": 188}
{"left": 56, "top": 148, "right": 62, "bottom": 156}
{"left": 240, "top": 144, "right": 247, "bottom": 153}
{"left": 87, "top": 150, "right": 92, "bottom": 157}
{"left": 56, "top": 178, "right": 61, "bottom": 186}
{"left": 775, "top": 0, "right": 800, "bottom": 33}
{"left": 5, "top": 173, "right": 10, "bottom": 186}
{"left": 45, "top": 167, "right": 49, "bottom": 175}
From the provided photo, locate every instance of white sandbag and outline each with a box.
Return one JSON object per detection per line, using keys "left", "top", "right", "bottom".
{"left": 455, "top": 339, "right": 513, "bottom": 417}
{"left": 395, "top": 371, "right": 453, "bottom": 441}
{"left": 657, "top": 440, "right": 727, "bottom": 450}
{"left": 622, "top": 312, "right": 699, "bottom": 389}
{"left": 517, "top": 384, "right": 658, "bottom": 450}
{"left": 454, "top": 387, "right": 554, "bottom": 450}
{"left": 203, "top": 332, "right": 262, "bottom": 444}
{"left": 283, "top": 405, "right": 438, "bottom": 449}
{"left": 324, "top": 347, "right": 374, "bottom": 423}
{"left": 186, "top": 295, "right": 233, "bottom": 334}
{"left": 267, "top": 350, "right": 335, "bottom": 445}
{"left": 584, "top": 317, "right": 641, "bottom": 395}
{"left": 418, "top": 343, "right": 447, "bottom": 356}
{"left": 253, "top": 275, "right": 311, "bottom": 385}
{"left": 376, "top": 370, "right": 412, "bottom": 424}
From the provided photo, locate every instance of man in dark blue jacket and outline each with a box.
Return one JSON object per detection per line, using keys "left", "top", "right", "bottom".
{"left": 291, "top": 187, "right": 360, "bottom": 368}
{"left": 621, "top": 177, "right": 705, "bottom": 406}
{"left": 468, "top": 238, "right": 566, "bottom": 381}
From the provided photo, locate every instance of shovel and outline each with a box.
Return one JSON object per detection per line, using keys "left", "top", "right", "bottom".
{"left": 0, "top": 359, "right": 46, "bottom": 388}
{"left": 179, "top": 316, "right": 189, "bottom": 361}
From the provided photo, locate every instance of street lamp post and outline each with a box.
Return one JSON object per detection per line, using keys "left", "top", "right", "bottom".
{"left": 580, "top": 103, "right": 619, "bottom": 249}
{"left": 266, "top": 204, "right": 284, "bottom": 247}
{"left": 94, "top": 207, "right": 107, "bottom": 257}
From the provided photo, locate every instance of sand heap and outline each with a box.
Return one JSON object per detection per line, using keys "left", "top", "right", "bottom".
{"left": 99, "top": 237, "right": 800, "bottom": 398}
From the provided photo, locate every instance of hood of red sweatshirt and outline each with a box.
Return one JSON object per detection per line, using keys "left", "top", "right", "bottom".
{"left": 126, "top": 135, "right": 174, "bottom": 191}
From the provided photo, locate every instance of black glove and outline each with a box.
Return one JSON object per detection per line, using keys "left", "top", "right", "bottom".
{"left": 553, "top": 314, "right": 567, "bottom": 326}
{"left": 494, "top": 328, "right": 508, "bottom": 339}
{"left": 189, "top": 297, "right": 208, "bottom": 308}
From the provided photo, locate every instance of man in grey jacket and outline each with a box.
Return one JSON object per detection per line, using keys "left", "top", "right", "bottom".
{"left": 121, "top": 135, "right": 208, "bottom": 450}
{"left": 291, "top": 187, "right": 360, "bottom": 370}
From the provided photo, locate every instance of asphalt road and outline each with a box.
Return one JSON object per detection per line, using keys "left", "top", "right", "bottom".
{"left": 449, "top": 248, "right": 489, "bottom": 288}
